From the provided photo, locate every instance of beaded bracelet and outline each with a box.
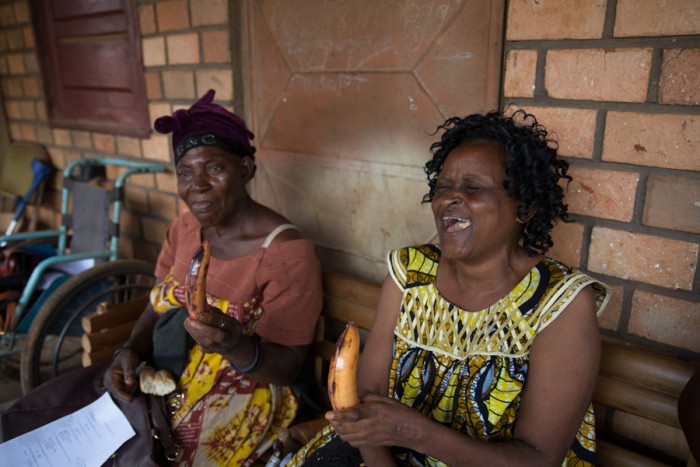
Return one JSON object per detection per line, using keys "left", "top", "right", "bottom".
{"left": 113, "top": 345, "right": 142, "bottom": 361}
{"left": 230, "top": 335, "right": 263, "bottom": 373}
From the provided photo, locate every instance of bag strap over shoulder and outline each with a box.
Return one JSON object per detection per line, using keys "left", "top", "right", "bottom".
{"left": 261, "top": 223, "right": 299, "bottom": 249}
{"left": 148, "top": 394, "right": 181, "bottom": 462}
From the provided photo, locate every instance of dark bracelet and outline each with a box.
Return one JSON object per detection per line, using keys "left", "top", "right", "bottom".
{"left": 230, "top": 335, "right": 262, "bottom": 373}
{"left": 113, "top": 345, "right": 142, "bottom": 361}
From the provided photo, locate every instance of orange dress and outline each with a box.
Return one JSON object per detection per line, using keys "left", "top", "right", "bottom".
{"left": 150, "top": 212, "right": 323, "bottom": 466}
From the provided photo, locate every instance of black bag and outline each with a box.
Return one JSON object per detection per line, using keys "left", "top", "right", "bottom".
{"left": 0, "top": 246, "right": 50, "bottom": 333}
{"left": 0, "top": 361, "right": 180, "bottom": 466}
{"left": 0, "top": 247, "right": 39, "bottom": 278}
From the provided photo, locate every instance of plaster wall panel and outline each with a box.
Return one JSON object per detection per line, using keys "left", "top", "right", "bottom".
{"left": 263, "top": 72, "right": 443, "bottom": 165}
{"left": 259, "top": 0, "right": 463, "bottom": 71}
{"left": 251, "top": 149, "right": 436, "bottom": 281}
{"left": 242, "top": 0, "right": 505, "bottom": 279}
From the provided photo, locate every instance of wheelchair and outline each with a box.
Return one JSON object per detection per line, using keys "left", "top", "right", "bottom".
{"left": 0, "top": 157, "right": 166, "bottom": 394}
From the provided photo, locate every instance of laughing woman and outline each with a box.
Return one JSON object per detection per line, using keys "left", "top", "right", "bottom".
{"left": 290, "top": 110, "right": 610, "bottom": 466}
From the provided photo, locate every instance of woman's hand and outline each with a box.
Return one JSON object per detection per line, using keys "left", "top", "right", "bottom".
{"left": 326, "top": 394, "right": 424, "bottom": 449}
{"left": 103, "top": 303, "right": 159, "bottom": 402}
{"left": 183, "top": 311, "right": 243, "bottom": 355}
{"left": 104, "top": 347, "right": 142, "bottom": 402}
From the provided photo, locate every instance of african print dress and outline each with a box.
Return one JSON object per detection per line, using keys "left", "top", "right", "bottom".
{"left": 289, "top": 244, "right": 609, "bottom": 467}
{"left": 151, "top": 212, "right": 323, "bottom": 467}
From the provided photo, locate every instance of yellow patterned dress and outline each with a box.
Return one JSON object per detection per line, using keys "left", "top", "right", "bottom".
{"left": 149, "top": 212, "right": 323, "bottom": 467}
{"left": 290, "top": 244, "right": 609, "bottom": 467}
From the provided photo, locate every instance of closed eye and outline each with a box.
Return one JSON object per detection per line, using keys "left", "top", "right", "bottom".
{"left": 434, "top": 180, "right": 451, "bottom": 191}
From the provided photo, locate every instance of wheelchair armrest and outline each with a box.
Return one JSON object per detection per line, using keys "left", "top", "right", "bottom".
{"left": 0, "top": 229, "right": 62, "bottom": 245}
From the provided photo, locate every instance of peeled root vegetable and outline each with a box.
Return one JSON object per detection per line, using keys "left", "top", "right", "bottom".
{"left": 328, "top": 321, "right": 361, "bottom": 410}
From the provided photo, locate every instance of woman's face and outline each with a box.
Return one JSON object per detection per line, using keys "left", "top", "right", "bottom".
{"left": 176, "top": 145, "right": 254, "bottom": 228}
{"left": 431, "top": 139, "right": 522, "bottom": 262}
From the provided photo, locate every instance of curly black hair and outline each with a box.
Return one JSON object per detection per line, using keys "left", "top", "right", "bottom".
{"left": 423, "top": 109, "right": 572, "bottom": 256}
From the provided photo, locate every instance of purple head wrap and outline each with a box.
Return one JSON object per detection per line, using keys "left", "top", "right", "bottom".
{"left": 154, "top": 89, "right": 256, "bottom": 164}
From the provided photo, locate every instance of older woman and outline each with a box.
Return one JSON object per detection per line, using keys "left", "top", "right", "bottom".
{"left": 290, "top": 110, "right": 609, "bottom": 466}
{"left": 105, "top": 90, "right": 323, "bottom": 466}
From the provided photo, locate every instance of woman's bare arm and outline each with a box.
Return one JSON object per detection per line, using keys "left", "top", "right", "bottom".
{"left": 184, "top": 312, "right": 308, "bottom": 386}
{"left": 341, "top": 275, "right": 403, "bottom": 466}
{"left": 357, "top": 274, "right": 403, "bottom": 397}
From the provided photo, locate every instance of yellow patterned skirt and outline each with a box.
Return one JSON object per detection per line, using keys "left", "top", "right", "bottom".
{"left": 150, "top": 273, "right": 297, "bottom": 466}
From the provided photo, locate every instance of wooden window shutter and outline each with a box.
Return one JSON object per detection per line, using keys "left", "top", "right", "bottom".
{"left": 30, "top": 0, "right": 150, "bottom": 137}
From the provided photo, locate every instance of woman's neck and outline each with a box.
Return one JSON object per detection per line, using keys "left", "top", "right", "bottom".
{"left": 201, "top": 199, "right": 269, "bottom": 259}
{"left": 437, "top": 247, "right": 541, "bottom": 311}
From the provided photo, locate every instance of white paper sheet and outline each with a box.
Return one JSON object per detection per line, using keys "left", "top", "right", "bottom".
{"left": 0, "top": 392, "right": 136, "bottom": 467}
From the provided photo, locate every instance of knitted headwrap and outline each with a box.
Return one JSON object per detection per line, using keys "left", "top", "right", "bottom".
{"left": 154, "top": 89, "right": 256, "bottom": 164}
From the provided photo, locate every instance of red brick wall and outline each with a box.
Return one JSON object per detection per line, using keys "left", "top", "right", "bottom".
{"left": 504, "top": 0, "right": 699, "bottom": 352}
{"left": 0, "top": 0, "right": 697, "bottom": 357}
{"left": 504, "top": 1, "right": 699, "bottom": 457}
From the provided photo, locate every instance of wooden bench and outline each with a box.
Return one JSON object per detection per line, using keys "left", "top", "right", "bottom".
{"left": 82, "top": 272, "right": 699, "bottom": 466}
{"left": 80, "top": 296, "right": 148, "bottom": 367}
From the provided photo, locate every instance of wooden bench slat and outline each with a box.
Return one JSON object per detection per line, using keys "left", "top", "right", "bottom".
{"left": 597, "top": 440, "right": 670, "bottom": 467}
{"left": 323, "top": 296, "right": 375, "bottom": 331}
{"left": 81, "top": 320, "right": 135, "bottom": 353}
{"left": 593, "top": 375, "right": 681, "bottom": 428}
{"left": 322, "top": 272, "right": 380, "bottom": 309}
{"left": 600, "top": 340, "right": 696, "bottom": 396}
{"left": 81, "top": 296, "right": 148, "bottom": 334}
{"left": 82, "top": 342, "right": 121, "bottom": 367}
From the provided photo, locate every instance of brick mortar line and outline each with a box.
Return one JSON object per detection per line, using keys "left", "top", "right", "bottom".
{"left": 0, "top": 72, "right": 42, "bottom": 79}
{"left": 0, "top": 25, "right": 30, "bottom": 33}
{"left": 601, "top": 327, "right": 700, "bottom": 362}
{"left": 570, "top": 214, "right": 700, "bottom": 244}
{"left": 139, "top": 25, "right": 230, "bottom": 39}
{"left": 502, "top": 98, "right": 700, "bottom": 114}
{"left": 230, "top": 0, "right": 247, "bottom": 120}
{"left": 564, "top": 158, "right": 700, "bottom": 180}
{"left": 647, "top": 48, "right": 663, "bottom": 103}
{"left": 592, "top": 276, "right": 700, "bottom": 306}
{"left": 533, "top": 44, "right": 547, "bottom": 98}
{"left": 595, "top": 275, "right": 698, "bottom": 311}
{"left": 577, "top": 218, "right": 594, "bottom": 277}
{"left": 0, "top": 96, "right": 44, "bottom": 101}
{"left": 505, "top": 36, "right": 700, "bottom": 49}
{"left": 591, "top": 109, "right": 606, "bottom": 163}
{"left": 143, "top": 63, "right": 232, "bottom": 71}
{"left": 632, "top": 171, "right": 650, "bottom": 226}
{"left": 602, "top": 0, "right": 618, "bottom": 39}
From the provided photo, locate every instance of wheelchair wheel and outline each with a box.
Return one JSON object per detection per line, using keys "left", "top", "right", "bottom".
{"left": 20, "top": 259, "right": 155, "bottom": 394}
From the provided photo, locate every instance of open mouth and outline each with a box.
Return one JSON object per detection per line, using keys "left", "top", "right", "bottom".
{"left": 442, "top": 216, "right": 471, "bottom": 233}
